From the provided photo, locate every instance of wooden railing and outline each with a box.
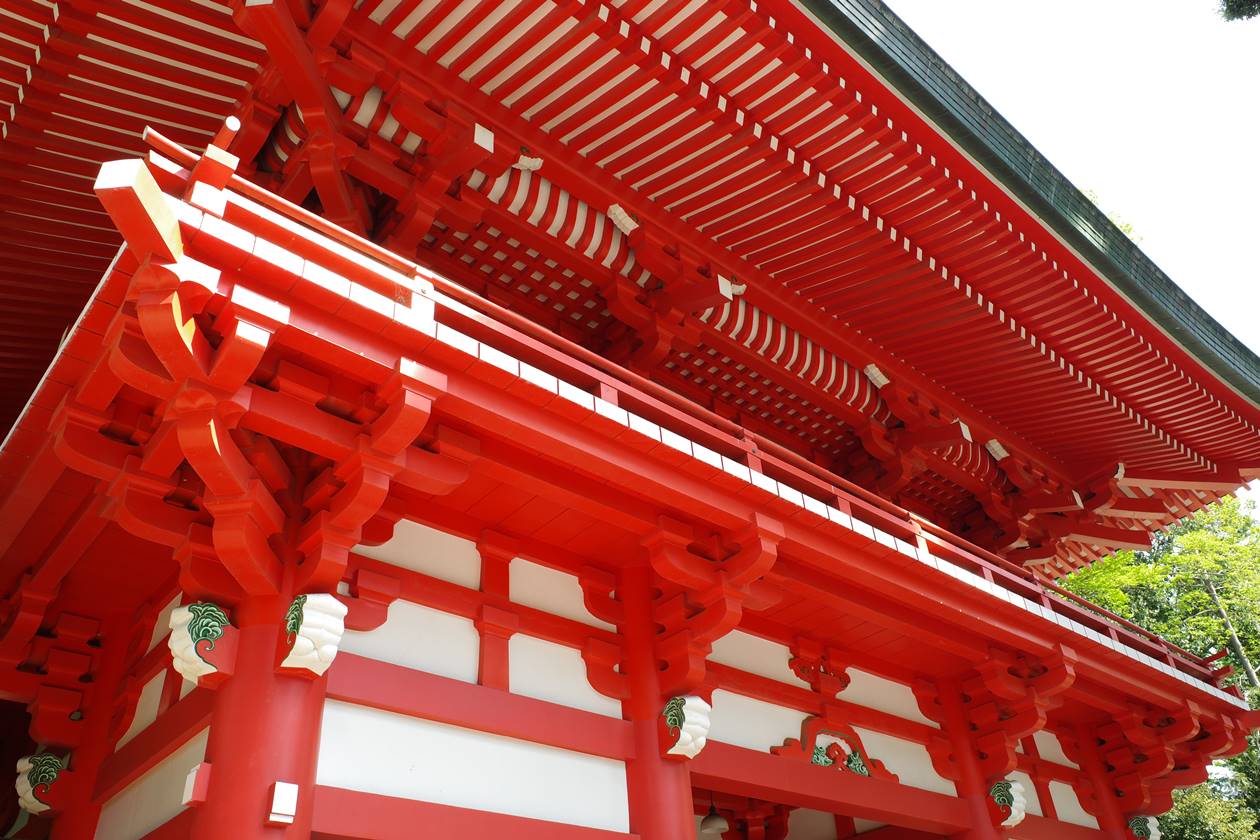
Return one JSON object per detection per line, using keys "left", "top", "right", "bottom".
{"left": 142, "top": 128, "right": 1226, "bottom": 693}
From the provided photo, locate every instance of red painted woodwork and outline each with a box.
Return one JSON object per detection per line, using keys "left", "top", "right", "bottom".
{"left": 691, "top": 741, "right": 969, "bottom": 835}
{"left": 310, "top": 786, "right": 639, "bottom": 840}
{"left": 2, "top": 0, "right": 1258, "bottom": 574}
{"left": 0, "top": 3, "right": 1258, "bottom": 839}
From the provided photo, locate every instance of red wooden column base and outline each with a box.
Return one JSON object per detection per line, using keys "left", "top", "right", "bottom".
{"left": 189, "top": 596, "right": 326, "bottom": 839}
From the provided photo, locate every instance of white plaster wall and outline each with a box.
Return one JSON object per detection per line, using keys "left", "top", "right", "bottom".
{"left": 355, "top": 519, "right": 481, "bottom": 589}
{"left": 115, "top": 672, "right": 164, "bottom": 750}
{"left": 509, "top": 634, "right": 622, "bottom": 717}
{"left": 1048, "top": 781, "right": 1099, "bottom": 828}
{"left": 146, "top": 595, "right": 179, "bottom": 654}
{"left": 708, "top": 631, "right": 809, "bottom": 688}
{"left": 838, "top": 670, "right": 937, "bottom": 728}
{"left": 788, "top": 807, "right": 839, "bottom": 839}
{"left": 1008, "top": 770, "right": 1042, "bottom": 816}
{"left": 1033, "top": 730, "right": 1078, "bottom": 767}
{"left": 317, "top": 701, "right": 629, "bottom": 832}
{"left": 852, "top": 727, "right": 957, "bottom": 796}
{"left": 509, "top": 559, "right": 614, "bottom": 630}
{"left": 854, "top": 819, "right": 885, "bottom": 833}
{"left": 94, "top": 728, "right": 208, "bottom": 840}
{"left": 340, "top": 601, "right": 479, "bottom": 683}
{"left": 707, "top": 689, "right": 809, "bottom": 752}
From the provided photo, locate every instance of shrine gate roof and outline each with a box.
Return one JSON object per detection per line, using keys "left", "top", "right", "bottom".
{"left": 0, "top": 0, "right": 1257, "bottom": 575}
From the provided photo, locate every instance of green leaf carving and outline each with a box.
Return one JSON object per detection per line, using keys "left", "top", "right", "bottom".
{"left": 186, "top": 602, "right": 229, "bottom": 663}
{"left": 810, "top": 745, "right": 834, "bottom": 767}
{"left": 26, "top": 753, "right": 62, "bottom": 805}
{"left": 990, "top": 780, "right": 1015, "bottom": 808}
{"left": 663, "top": 697, "right": 686, "bottom": 735}
{"left": 1128, "top": 816, "right": 1152, "bottom": 839}
{"left": 285, "top": 595, "right": 308, "bottom": 643}
{"left": 845, "top": 749, "right": 871, "bottom": 776}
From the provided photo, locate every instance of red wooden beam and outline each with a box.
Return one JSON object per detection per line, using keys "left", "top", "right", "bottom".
{"left": 325, "top": 654, "right": 635, "bottom": 762}
{"left": 689, "top": 741, "right": 970, "bottom": 834}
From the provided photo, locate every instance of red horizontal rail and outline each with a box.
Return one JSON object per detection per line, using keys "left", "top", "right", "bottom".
{"left": 139, "top": 128, "right": 1219, "bottom": 686}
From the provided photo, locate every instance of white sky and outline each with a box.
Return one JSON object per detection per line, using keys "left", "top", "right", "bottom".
{"left": 883, "top": 0, "right": 1260, "bottom": 509}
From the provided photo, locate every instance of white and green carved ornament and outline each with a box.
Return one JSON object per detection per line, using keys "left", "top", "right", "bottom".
{"left": 1128, "top": 815, "right": 1160, "bottom": 840}
{"left": 810, "top": 736, "right": 872, "bottom": 776}
{"left": 988, "top": 777, "right": 1028, "bottom": 828}
{"left": 15, "top": 752, "right": 63, "bottom": 815}
{"left": 662, "top": 695, "right": 712, "bottom": 759}
{"left": 279, "top": 593, "right": 348, "bottom": 677}
{"left": 168, "top": 602, "right": 231, "bottom": 682}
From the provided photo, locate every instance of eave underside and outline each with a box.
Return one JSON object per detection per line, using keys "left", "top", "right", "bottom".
{"left": 0, "top": 0, "right": 1257, "bottom": 575}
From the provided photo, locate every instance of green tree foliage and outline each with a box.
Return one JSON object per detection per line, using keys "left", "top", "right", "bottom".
{"left": 1159, "top": 785, "right": 1257, "bottom": 840}
{"left": 1062, "top": 496, "right": 1260, "bottom": 837}
{"left": 1064, "top": 497, "right": 1260, "bottom": 683}
{"left": 1221, "top": 0, "right": 1260, "bottom": 21}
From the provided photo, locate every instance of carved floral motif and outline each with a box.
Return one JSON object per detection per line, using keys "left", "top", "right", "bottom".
{"left": 15, "top": 752, "right": 62, "bottom": 814}
{"left": 279, "top": 593, "right": 348, "bottom": 677}
{"left": 1129, "top": 815, "right": 1161, "bottom": 840}
{"left": 775, "top": 719, "right": 897, "bottom": 782}
{"left": 168, "top": 602, "right": 231, "bottom": 682}
{"left": 989, "top": 778, "right": 1028, "bottom": 828}
{"left": 662, "top": 695, "right": 712, "bottom": 759}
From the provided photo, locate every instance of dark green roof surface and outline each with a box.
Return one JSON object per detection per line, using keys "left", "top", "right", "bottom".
{"left": 801, "top": 0, "right": 1260, "bottom": 409}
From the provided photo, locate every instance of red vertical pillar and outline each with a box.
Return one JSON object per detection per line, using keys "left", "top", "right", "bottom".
{"left": 1072, "top": 723, "right": 1130, "bottom": 838}
{"left": 937, "top": 679, "right": 1003, "bottom": 840}
{"left": 620, "top": 562, "right": 697, "bottom": 840}
{"left": 188, "top": 595, "right": 326, "bottom": 840}
{"left": 476, "top": 540, "right": 515, "bottom": 690}
{"left": 48, "top": 616, "right": 132, "bottom": 840}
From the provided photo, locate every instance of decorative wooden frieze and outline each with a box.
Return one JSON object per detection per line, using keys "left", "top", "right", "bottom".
{"left": 15, "top": 752, "right": 65, "bottom": 815}
{"left": 278, "top": 594, "right": 348, "bottom": 677}
{"left": 987, "top": 777, "right": 1027, "bottom": 828}
{"left": 1062, "top": 699, "right": 1248, "bottom": 820}
{"left": 168, "top": 602, "right": 237, "bottom": 686}
{"left": 917, "top": 645, "right": 1076, "bottom": 783}
{"left": 772, "top": 718, "right": 897, "bottom": 782}
{"left": 660, "top": 695, "right": 712, "bottom": 760}
{"left": 788, "top": 637, "right": 850, "bottom": 698}
{"left": 643, "top": 512, "right": 783, "bottom": 697}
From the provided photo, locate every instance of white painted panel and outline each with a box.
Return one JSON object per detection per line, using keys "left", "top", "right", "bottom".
{"left": 509, "top": 559, "right": 614, "bottom": 630}
{"left": 317, "top": 701, "right": 629, "bottom": 832}
{"left": 788, "top": 807, "right": 839, "bottom": 839}
{"left": 341, "top": 601, "right": 479, "bottom": 683}
{"left": 95, "top": 729, "right": 208, "bottom": 840}
{"left": 509, "top": 634, "right": 622, "bottom": 717}
{"left": 1009, "top": 770, "right": 1042, "bottom": 816}
{"left": 1048, "top": 781, "right": 1099, "bottom": 828}
{"left": 147, "top": 595, "right": 179, "bottom": 654}
{"left": 707, "top": 689, "right": 809, "bottom": 752}
{"left": 355, "top": 519, "right": 481, "bottom": 589}
{"left": 839, "top": 669, "right": 938, "bottom": 728}
{"left": 708, "top": 631, "right": 809, "bottom": 688}
{"left": 1033, "top": 730, "right": 1078, "bottom": 767}
{"left": 116, "top": 672, "right": 164, "bottom": 750}
{"left": 853, "top": 727, "right": 956, "bottom": 796}
{"left": 854, "top": 818, "right": 885, "bottom": 834}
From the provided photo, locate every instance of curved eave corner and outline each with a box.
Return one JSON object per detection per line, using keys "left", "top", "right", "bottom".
{"left": 795, "top": 0, "right": 1260, "bottom": 413}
